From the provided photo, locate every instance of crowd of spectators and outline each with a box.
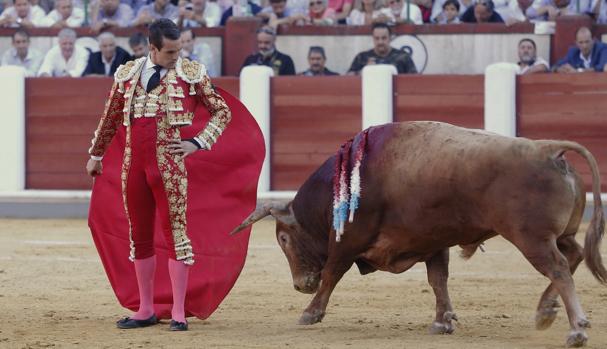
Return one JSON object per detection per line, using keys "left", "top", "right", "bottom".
{"left": 0, "top": 0, "right": 605, "bottom": 77}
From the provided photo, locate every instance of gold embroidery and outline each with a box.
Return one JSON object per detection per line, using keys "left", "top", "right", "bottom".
{"left": 176, "top": 57, "right": 205, "bottom": 83}
{"left": 120, "top": 125, "right": 135, "bottom": 261}
{"left": 194, "top": 75, "right": 232, "bottom": 149}
{"left": 88, "top": 83, "right": 125, "bottom": 157}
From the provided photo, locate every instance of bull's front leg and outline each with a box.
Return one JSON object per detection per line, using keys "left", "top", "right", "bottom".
{"left": 299, "top": 260, "right": 353, "bottom": 325}
{"left": 425, "top": 248, "right": 457, "bottom": 334}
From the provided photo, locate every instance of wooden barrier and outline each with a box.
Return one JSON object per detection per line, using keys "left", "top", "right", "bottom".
{"left": 517, "top": 73, "right": 607, "bottom": 192}
{"left": 394, "top": 75, "right": 484, "bottom": 128}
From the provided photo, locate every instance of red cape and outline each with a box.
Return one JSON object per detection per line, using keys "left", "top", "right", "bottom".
{"left": 88, "top": 88, "right": 265, "bottom": 319}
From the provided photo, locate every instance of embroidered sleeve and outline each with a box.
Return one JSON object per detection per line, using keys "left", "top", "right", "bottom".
{"left": 88, "top": 82, "right": 125, "bottom": 158}
{"left": 193, "top": 74, "right": 231, "bottom": 150}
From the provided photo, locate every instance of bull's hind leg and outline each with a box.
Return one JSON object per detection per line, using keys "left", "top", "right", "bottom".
{"left": 299, "top": 259, "right": 353, "bottom": 325}
{"left": 426, "top": 248, "right": 457, "bottom": 334}
{"left": 535, "top": 235, "right": 584, "bottom": 331}
{"left": 514, "top": 236, "right": 590, "bottom": 347}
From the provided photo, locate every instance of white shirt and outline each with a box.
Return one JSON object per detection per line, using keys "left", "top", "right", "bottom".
{"left": 493, "top": 0, "right": 526, "bottom": 22}
{"left": 40, "top": 7, "right": 85, "bottom": 27}
{"left": 346, "top": 9, "right": 386, "bottom": 25}
{"left": 0, "top": 6, "right": 46, "bottom": 27}
{"left": 579, "top": 52, "right": 591, "bottom": 69}
{"left": 37, "top": 44, "right": 89, "bottom": 77}
{"left": 518, "top": 57, "right": 549, "bottom": 74}
{"left": 181, "top": 2, "right": 222, "bottom": 27}
{"left": 379, "top": 3, "right": 423, "bottom": 24}
{"left": 102, "top": 54, "right": 116, "bottom": 76}
{"left": 1, "top": 47, "right": 44, "bottom": 76}
{"left": 140, "top": 56, "right": 168, "bottom": 90}
{"left": 182, "top": 42, "right": 218, "bottom": 77}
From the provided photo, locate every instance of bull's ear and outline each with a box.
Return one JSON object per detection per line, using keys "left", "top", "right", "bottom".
{"left": 229, "top": 201, "right": 291, "bottom": 235}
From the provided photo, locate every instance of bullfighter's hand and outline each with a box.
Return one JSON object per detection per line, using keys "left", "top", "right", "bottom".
{"left": 86, "top": 159, "right": 103, "bottom": 177}
{"left": 167, "top": 139, "right": 199, "bottom": 160}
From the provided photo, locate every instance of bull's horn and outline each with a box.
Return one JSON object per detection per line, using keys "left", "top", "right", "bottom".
{"left": 229, "top": 201, "right": 289, "bottom": 235}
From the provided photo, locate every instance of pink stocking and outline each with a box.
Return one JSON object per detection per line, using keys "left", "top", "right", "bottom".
{"left": 132, "top": 255, "right": 156, "bottom": 320}
{"left": 168, "top": 259, "right": 190, "bottom": 323}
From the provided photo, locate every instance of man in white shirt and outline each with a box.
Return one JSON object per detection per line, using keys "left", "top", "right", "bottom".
{"left": 1, "top": 29, "right": 43, "bottom": 76}
{"left": 40, "top": 0, "right": 85, "bottom": 27}
{"left": 517, "top": 38, "right": 549, "bottom": 74}
{"left": 176, "top": 0, "right": 222, "bottom": 27}
{"left": 179, "top": 29, "right": 218, "bottom": 77}
{"left": 0, "top": 0, "right": 45, "bottom": 27}
{"left": 38, "top": 28, "right": 89, "bottom": 76}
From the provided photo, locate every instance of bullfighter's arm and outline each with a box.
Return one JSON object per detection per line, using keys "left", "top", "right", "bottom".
{"left": 88, "top": 82, "right": 125, "bottom": 159}
{"left": 192, "top": 73, "right": 232, "bottom": 150}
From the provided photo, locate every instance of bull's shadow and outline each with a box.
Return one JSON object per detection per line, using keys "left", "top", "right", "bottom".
{"left": 231, "top": 121, "right": 606, "bottom": 348}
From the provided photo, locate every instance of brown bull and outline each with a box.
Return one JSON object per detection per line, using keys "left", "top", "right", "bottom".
{"left": 231, "top": 121, "right": 605, "bottom": 347}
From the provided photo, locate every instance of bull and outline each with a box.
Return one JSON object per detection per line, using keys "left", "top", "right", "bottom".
{"left": 231, "top": 121, "right": 605, "bottom": 347}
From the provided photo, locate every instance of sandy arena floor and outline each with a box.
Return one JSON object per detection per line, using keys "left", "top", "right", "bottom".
{"left": 0, "top": 218, "right": 606, "bottom": 349}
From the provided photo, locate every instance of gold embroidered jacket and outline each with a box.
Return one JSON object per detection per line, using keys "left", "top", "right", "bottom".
{"left": 88, "top": 57, "right": 231, "bottom": 158}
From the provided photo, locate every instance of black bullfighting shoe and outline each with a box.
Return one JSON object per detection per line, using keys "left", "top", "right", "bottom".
{"left": 169, "top": 320, "right": 188, "bottom": 331}
{"left": 116, "top": 314, "right": 159, "bottom": 329}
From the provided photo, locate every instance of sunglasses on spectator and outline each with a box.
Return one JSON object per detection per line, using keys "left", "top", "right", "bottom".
{"left": 309, "top": 1, "right": 323, "bottom": 5}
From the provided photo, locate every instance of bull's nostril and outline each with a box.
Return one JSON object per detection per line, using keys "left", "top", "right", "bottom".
{"left": 294, "top": 285, "right": 301, "bottom": 291}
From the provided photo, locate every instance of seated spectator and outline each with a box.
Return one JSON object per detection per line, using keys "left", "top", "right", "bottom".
{"left": 122, "top": 0, "right": 149, "bottom": 14}
{"left": 89, "top": 0, "right": 134, "bottom": 33}
{"left": 177, "top": 0, "right": 222, "bottom": 27}
{"left": 220, "top": 0, "right": 262, "bottom": 25}
{"left": 30, "top": 0, "right": 54, "bottom": 14}
{"left": 517, "top": 38, "right": 549, "bottom": 74}
{"left": 347, "top": 22, "right": 417, "bottom": 74}
{"left": 431, "top": 0, "right": 472, "bottom": 21}
{"left": 328, "top": 0, "right": 354, "bottom": 23}
{"left": 128, "top": 32, "right": 149, "bottom": 58}
{"left": 378, "top": 0, "right": 423, "bottom": 24}
{"left": 287, "top": 0, "right": 309, "bottom": 14}
{"left": 554, "top": 27, "right": 607, "bottom": 73}
{"left": 83, "top": 32, "right": 131, "bottom": 76}
{"left": 0, "top": 0, "right": 45, "bottom": 27}
{"left": 180, "top": 29, "right": 219, "bottom": 76}
{"left": 303, "top": 0, "right": 336, "bottom": 24}
{"left": 258, "top": 0, "right": 299, "bottom": 27}
{"left": 492, "top": 0, "right": 527, "bottom": 24}
{"left": 412, "top": 0, "right": 433, "bottom": 22}
{"left": 1, "top": 29, "right": 43, "bottom": 76}
{"left": 460, "top": 0, "right": 504, "bottom": 22}
{"left": 40, "top": 0, "right": 85, "bottom": 27}
{"left": 131, "top": 0, "right": 179, "bottom": 26}
{"left": 347, "top": 0, "right": 391, "bottom": 25}
{"left": 299, "top": 46, "right": 338, "bottom": 75}
{"left": 38, "top": 28, "right": 89, "bottom": 76}
{"left": 240, "top": 26, "right": 295, "bottom": 75}
{"left": 526, "top": 0, "right": 594, "bottom": 21}
{"left": 434, "top": 0, "right": 461, "bottom": 23}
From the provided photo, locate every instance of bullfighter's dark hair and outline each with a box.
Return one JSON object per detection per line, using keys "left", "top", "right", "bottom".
{"left": 149, "top": 19, "right": 181, "bottom": 50}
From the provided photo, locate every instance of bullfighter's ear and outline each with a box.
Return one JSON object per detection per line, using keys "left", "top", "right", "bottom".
{"left": 229, "top": 201, "right": 292, "bottom": 235}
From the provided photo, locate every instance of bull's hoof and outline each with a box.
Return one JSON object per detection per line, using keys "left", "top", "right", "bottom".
{"left": 298, "top": 310, "right": 324, "bottom": 325}
{"left": 429, "top": 321, "right": 454, "bottom": 335}
{"left": 566, "top": 331, "right": 588, "bottom": 348}
{"left": 535, "top": 307, "right": 558, "bottom": 330}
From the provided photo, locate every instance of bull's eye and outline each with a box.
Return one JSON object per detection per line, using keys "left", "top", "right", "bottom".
{"left": 278, "top": 232, "right": 288, "bottom": 245}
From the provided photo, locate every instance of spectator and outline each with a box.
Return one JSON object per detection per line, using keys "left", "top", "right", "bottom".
{"left": 179, "top": 29, "right": 219, "bottom": 76}
{"left": 128, "top": 31, "right": 149, "bottom": 58}
{"left": 241, "top": 25, "right": 295, "bottom": 75}
{"left": 90, "top": 0, "right": 134, "bottom": 33}
{"left": 412, "top": 0, "right": 433, "bottom": 22}
{"left": 177, "top": 0, "right": 222, "bottom": 27}
{"left": 347, "top": 0, "right": 390, "bottom": 25}
{"left": 37, "top": 28, "right": 89, "bottom": 76}
{"left": 328, "top": 0, "right": 353, "bottom": 23}
{"left": 299, "top": 46, "right": 338, "bottom": 75}
{"left": 0, "top": 0, "right": 45, "bottom": 27}
{"left": 517, "top": 38, "right": 549, "bottom": 74}
{"left": 347, "top": 22, "right": 417, "bottom": 74}
{"left": 219, "top": 0, "right": 262, "bottom": 25}
{"left": 131, "top": 0, "right": 179, "bottom": 26}
{"left": 1, "top": 29, "right": 43, "bottom": 76}
{"left": 435, "top": 0, "right": 461, "bottom": 23}
{"left": 431, "top": 0, "right": 472, "bottom": 21}
{"left": 460, "top": 0, "right": 505, "bottom": 22}
{"left": 597, "top": 0, "right": 606, "bottom": 23}
{"left": 30, "top": 0, "right": 54, "bottom": 13}
{"left": 257, "top": 0, "right": 298, "bottom": 27}
{"left": 286, "top": 0, "right": 309, "bottom": 14}
{"left": 122, "top": 0, "right": 149, "bottom": 14}
{"left": 554, "top": 26, "right": 607, "bottom": 73}
{"left": 526, "top": 0, "right": 595, "bottom": 21}
{"left": 492, "top": 0, "right": 527, "bottom": 24}
{"left": 83, "top": 32, "right": 132, "bottom": 76}
{"left": 304, "top": 0, "right": 336, "bottom": 24}
{"left": 378, "top": 0, "right": 423, "bottom": 24}
{"left": 40, "top": 0, "right": 84, "bottom": 27}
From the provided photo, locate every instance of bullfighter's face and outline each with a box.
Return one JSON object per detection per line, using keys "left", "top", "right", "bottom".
{"left": 275, "top": 221, "right": 322, "bottom": 294}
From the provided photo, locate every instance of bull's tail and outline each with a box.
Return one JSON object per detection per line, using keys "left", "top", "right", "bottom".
{"left": 540, "top": 140, "right": 606, "bottom": 284}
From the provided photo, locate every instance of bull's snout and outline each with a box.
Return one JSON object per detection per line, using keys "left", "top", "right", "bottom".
{"left": 293, "top": 274, "right": 320, "bottom": 294}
